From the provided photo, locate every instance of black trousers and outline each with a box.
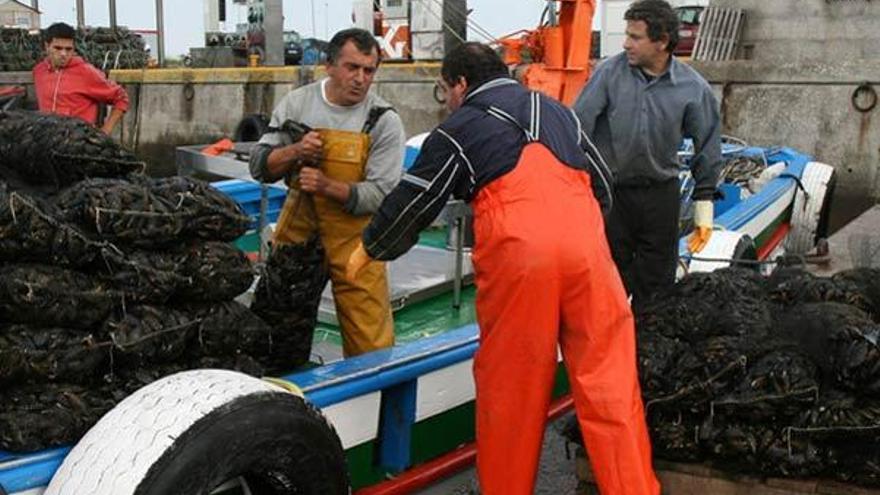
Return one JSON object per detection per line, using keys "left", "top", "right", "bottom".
{"left": 605, "top": 179, "right": 680, "bottom": 309}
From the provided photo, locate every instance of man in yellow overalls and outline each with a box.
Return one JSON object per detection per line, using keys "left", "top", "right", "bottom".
{"left": 248, "top": 28, "right": 405, "bottom": 357}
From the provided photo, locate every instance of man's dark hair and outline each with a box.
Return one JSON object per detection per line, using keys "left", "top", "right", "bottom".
{"left": 45, "top": 22, "right": 76, "bottom": 43}
{"left": 326, "top": 28, "right": 381, "bottom": 64}
{"left": 624, "top": 0, "right": 680, "bottom": 53}
{"left": 441, "top": 42, "right": 509, "bottom": 88}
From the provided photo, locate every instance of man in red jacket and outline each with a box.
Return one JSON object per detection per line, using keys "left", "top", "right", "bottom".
{"left": 32, "top": 22, "right": 129, "bottom": 134}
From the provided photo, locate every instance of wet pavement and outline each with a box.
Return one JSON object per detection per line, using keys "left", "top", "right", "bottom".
{"left": 415, "top": 414, "right": 584, "bottom": 495}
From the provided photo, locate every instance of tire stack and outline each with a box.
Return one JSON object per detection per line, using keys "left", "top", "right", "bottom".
{"left": 631, "top": 266, "right": 880, "bottom": 487}
{"left": 0, "top": 111, "right": 303, "bottom": 453}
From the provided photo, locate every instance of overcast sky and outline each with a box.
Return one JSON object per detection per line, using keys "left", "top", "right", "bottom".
{"left": 35, "top": 0, "right": 602, "bottom": 58}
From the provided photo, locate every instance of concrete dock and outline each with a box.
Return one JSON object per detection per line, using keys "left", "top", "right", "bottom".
{"left": 808, "top": 205, "right": 880, "bottom": 276}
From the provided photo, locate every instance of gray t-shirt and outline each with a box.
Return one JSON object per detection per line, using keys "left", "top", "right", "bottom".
{"left": 249, "top": 79, "right": 406, "bottom": 215}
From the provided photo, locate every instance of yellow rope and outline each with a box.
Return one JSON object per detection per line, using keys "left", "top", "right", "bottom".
{"left": 262, "top": 376, "right": 304, "bottom": 397}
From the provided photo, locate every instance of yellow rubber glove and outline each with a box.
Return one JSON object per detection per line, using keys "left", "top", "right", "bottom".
{"left": 688, "top": 200, "right": 713, "bottom": 253}
{"left": 346, "top": 241, "right": 373, "bottom": 282}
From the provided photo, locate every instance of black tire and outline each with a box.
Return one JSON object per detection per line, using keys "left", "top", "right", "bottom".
{"left": 138, "top": 394, "right": 347, "bottom": 494}
{"left": 814, "top": 170, "right": 837, "bottom": 244}
{"left": 233, "top": 114, "right": 270, "bottom": 142}
{"left": 731, "top": 234, "right": 758, "bottom": 270}
{"left": 45, "top": 370, "right": 348, "bottom": 495}
{"left": 785, "top": 162, "right": 836, "bottom": 254}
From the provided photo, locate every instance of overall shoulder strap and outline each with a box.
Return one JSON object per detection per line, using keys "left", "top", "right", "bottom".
{"left": 361, "top": 106, "right": 396, "bottom": 134}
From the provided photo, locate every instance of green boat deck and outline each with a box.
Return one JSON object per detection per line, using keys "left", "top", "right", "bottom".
{"left": 235, "top": 227, "right": 479, "bottom": 351}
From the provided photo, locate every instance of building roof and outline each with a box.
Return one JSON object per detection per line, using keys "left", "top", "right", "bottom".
{"left": 0, "top": 0, "right": 41, "bottom": 14}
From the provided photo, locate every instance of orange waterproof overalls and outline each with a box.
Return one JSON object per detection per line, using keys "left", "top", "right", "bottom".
{"left": 471, "top": 142, "right": 659, "bottom": 494}
{"left": 273, "top": 128, "right": 394, "bottom": 357}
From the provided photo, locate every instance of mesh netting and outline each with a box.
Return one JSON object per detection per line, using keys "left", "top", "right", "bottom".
{"left": 175, "top": 241, "right": 254, "bottom": 302}
{"left": 250, "top": 237, "right": 328, "bottom": 371}
{"left": 0, "top": 185, "right": 108, "bottom": 267}
{"left": 0, "top": 325, "right": 107, "bottom": 388}
{"left": 0, "top": 263, "right": 115, "bottom": 329}
{"left": 0, "top": 111, "right": 143, "bottom": 189}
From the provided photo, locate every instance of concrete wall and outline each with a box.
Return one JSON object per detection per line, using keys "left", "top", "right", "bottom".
{"left": 710, "top": 0, "right": 880, "bottom": 64}
{"left": 112, "top": 65, "right": 445, "bottom": 177}
{"left": 694, "top": 59, "right": 880, "bottom": 228}
{"left": 691, "top": 0, "right": 880, "bottom": 227}
{"left": 0, "top": 64, "right": 445, "bottom": 177}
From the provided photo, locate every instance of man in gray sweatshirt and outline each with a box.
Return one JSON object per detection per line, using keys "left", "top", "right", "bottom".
{"left": 249, "top": 28, "right": 405, "bottom": 357}
{"left": 573, "top": 0, "right": 721, "bottom": 309}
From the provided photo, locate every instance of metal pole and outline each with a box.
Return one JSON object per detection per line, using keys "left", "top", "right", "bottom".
{"left": 547, "top": 0, "right": 558, "bottom": 26}
{"left": 452, "top": 204, "right": 465, "bottom": 309}
{"left": 263, "top": 0, "right": 284, "bottom": 66}
{"left": 109, "top": 0, "right": 117, "bottom": 30}
{"left": 155, "top": 0, "right": 165, "bottom": 67}
{"left": 76, "top": 0, "right": 85, "bottom": 28}
{"left": 259, "top": 184, "right": 268, "bottom": 261}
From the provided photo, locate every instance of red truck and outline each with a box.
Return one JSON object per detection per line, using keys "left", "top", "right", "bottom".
{"left": 674, "top": 5, "right": 705, "bottom": 57}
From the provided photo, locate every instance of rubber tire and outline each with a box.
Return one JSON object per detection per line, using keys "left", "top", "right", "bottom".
{"left": 784, "top": 162, "right": 836, "bottom": 255}
{"left": 45, "top": 369, "right": 348, "bottom": 495}
{"left": 731, "top": 233, "right": 758, "bottom": 270}
{"left": 813, "top": 171, "right": 837, "bottom": 242}
{"left": 233, "top": 114, "right": 270, "bottom": 143}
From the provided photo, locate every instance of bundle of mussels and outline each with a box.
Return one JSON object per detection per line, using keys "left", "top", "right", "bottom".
{"left": 0, "top": 111, "right": 312, "bottom": 452}
{"left": 563, "top": 264, "right": 880, "bottom": 487}
{"left": 0, "top": 28, "right": 42, "bottom": 72}
{"left": 0, "top": 26, "right": 147, "bottom": 73}
{"left": 76, "top": 26, "right": 149, "bottom": 70}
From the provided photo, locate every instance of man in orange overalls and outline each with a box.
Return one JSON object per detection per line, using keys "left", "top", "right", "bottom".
{"left": 348, "top": 42, "right": 660, "bottom": 494}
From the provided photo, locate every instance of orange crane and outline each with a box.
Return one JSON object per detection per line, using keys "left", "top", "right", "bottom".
{"left": 497, "top": 0, "right": 595, "bottom": 106}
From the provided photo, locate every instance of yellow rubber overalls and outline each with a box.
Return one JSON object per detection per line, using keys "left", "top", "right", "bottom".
{"left": 272, "top": 128, "right": 394, "bottom": 357}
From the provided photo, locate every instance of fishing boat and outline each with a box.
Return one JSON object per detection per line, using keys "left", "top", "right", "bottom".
{"left": 0, "top": 137, "right": 835, "bottom": 495}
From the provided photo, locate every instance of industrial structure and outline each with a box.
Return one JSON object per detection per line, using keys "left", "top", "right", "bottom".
{"left": 0, "top": 0, "right": 39, "bottom": 29}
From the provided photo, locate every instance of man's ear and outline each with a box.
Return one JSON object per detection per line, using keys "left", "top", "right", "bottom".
{"left": 658, "top": 33, "right": 670, "bottom": 52}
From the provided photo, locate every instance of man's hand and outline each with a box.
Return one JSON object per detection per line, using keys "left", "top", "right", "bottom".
{"left": 293, "top": 131, "right": 323, "bottom": 165}
{"left": 266, "top": 131, "right": 323, "bottom": 180}
{"left": 687, "top": 200, "right": 713, "bottom": 253}
{"left": 100, "top": 107, "right": 125, "bottom": 136}
{"left": 298, "top": 166, "right": 352, "bottom": 204}
{"left": 299, "top": 167, "right": 330, "bottom": 195}
{"left": 346, "top": 242, "right": 373, "bottom": 281}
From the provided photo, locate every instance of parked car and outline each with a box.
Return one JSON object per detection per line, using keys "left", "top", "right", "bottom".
{"left": 300, "top": 37, "right": 329, "bottom": 65}
{"left": 674, "top": 5, "right": 705, "bottom": 57}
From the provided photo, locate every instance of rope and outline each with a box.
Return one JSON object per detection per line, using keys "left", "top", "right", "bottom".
{"left": 51, "top": 151, "right": 147, "bottom": 173}
{"left": 427, "top": 0, "right": 497, "bottom": 43}
{"left": 685, "top": 255, "right": 783, "bottom": 266}
{"left": 423, "top": 0, "right": 472, "bottom": 43}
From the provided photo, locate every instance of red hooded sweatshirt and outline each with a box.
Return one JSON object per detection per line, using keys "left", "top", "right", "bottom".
{"left": 32, "top": 56, "right": 129, "bottom": 125}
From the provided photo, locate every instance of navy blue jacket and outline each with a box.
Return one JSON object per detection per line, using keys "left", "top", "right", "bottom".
{"left": 363, "top": 77, "right": 613, "bottom": 261}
